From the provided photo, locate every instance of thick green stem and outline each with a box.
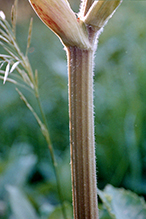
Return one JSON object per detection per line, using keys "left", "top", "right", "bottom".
{"left": 67, "top": 46, "right": 98, "bottom": 219}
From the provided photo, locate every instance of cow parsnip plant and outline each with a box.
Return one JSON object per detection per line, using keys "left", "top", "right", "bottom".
{"left": 1, "top": 0, "right": 146, "bottom": 219}
{"left": 27, "top": 0, "right": 123, "bottom": 218}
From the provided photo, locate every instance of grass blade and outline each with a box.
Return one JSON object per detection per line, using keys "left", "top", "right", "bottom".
{"left": 16, "top": 88, "right": 49, "bottom": 142}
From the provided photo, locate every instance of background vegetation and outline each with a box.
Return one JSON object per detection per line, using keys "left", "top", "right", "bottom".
{"left": 0, "top": 0, "right": 146, "bottom": 218}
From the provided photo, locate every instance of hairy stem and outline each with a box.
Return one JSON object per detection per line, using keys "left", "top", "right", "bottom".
{"left": 67, "top": 46, "right": 98, "bottom": 219}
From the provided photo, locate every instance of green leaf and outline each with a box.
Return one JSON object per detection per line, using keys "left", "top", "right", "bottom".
{"left": 0, "top": 153, "right": 37, "bottom": 198}
{"left": 48, "top": 202, "right": 73, "bottom": 219}
{"left": 98, "top": 185, "right": 146, "bottom": 219}
{"left": 99, "top": 204, "right": 112, "bottom": 219}
{"left": 7, "top": 186, "right": 39, "bottom": 219}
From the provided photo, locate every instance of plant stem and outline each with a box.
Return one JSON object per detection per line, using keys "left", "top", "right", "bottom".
{"left": 67, "top": 46, "right": 98, "bottom": 219}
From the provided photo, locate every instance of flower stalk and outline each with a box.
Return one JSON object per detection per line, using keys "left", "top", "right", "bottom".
{"left": 67, "top": 46, "right": 98, "bottom": 218}
{"left": 28, "top": 0, "right": 122, "bottom": 218}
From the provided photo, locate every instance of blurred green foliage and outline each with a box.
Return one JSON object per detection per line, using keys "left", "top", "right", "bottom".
{"left": 0, "top": 0, "right": 146, "bottom": 218}
{"left": 95, "top": 1, "right": 146, "bottom": 193}
{"left": 98, "top": 185, "right": 146, "bottom": 219}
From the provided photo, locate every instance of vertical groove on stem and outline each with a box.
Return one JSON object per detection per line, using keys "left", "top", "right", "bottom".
{"left": 67, "top": 46, "right": 98, "bottom": 219}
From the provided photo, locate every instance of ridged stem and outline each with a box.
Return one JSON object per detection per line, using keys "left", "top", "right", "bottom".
{"left": 66, "top": 46, "right": 98, "bottom": 219}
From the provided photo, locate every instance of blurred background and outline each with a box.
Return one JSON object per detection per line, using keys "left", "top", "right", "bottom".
{"left": 0, "top": 0, "right": 146, "bottom": 218}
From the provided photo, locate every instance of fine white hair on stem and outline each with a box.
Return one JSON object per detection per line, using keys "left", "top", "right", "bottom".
{"left": 78, "top": 0, "right": 86, "bottom": 18}
{"left": 78, "top": 0, "right": 95, "bottom": 19}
